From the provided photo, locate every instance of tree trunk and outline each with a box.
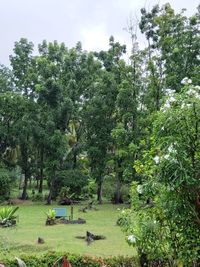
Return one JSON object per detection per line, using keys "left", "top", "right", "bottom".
{"left": 36, "top": 175, "right": 39, "bottom": 189}
{"left": 46, "top": 189, "right": 52, "bottom": 205}
{"left": 46, "top": 171, "right": 56, "bottom": 205}
{"left": 114, "top": 177, "right": 121, "bottom": 204}
{"left": 114, "top": 159, "right": 123, "bottom": 204}
{"left": 38, "top": 147, "right": 44, "bottom": 193}
{"left": 21, "top": 169, "right": 29, "bottom": 200}
{"left": 97, "top": 181, "right": 103, "bottom": 204}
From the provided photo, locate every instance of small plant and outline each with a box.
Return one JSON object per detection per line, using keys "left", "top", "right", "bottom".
{"left": 45, "top": 209, "right": 56, "bottom": 225}
{"left": 0, "top": 206, "right": 19, "bottom": 227}
{"left": 57, "top": 187, "right": 75, "bottom": 205}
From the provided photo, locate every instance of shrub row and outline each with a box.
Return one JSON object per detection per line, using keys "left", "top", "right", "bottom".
{"left": 1, "top": 252, "right": 139, "bottom": 267}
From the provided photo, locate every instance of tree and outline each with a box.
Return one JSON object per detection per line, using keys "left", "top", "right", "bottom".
{"left": 123, "top": 80, "right": 200, "bottom": 265}
{"left": 84, "top": 71, "right": 117, "bottom": 204}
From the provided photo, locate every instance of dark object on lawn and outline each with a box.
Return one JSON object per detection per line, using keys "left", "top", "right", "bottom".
{"left": 60, "top": 218, "right": 86, "bottom": 224}
{"left": 76, "top": 231, "right": 106, "bottom": 245}
{"left": 38, "top": 237, "right": 44, "bottom": 244}
{"left": 59, "top": 199, "right": 80, "bottom": 205}
{"left": 46, "top": 218, "right": 56, "bottom": 225}
{"left": 0, "top": 219, "right": 16, "bottom": 227}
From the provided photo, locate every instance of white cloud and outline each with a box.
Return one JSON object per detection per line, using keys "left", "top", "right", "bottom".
{"left": 81, "top": 24, "right": 110, "bottom": 51}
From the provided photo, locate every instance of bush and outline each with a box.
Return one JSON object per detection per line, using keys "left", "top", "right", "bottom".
{"left": 31, "top": 192, "right": 44, "bottom": 202}
{"left": 103, "top": 176, "right": 130, "bottom": 203}
{"left": 81, "top": 178, "right": 97, "bottom": 199}
{"left": 51, "top": 170, "right": 88, "bottom": 200}
{"left": 120, "top": 185, "right": 130, "bottom": 203}
{"left": 0, "top": 167, "right": 13, "bottom": 202}
{"left": 57, "top": 186, "right": 75, "bottom": 205}
{"left": 2, "top": 252, "right": 139, "bottom": 267}
{"left": 102, "top": 176, "right": 115, "bottom": 201}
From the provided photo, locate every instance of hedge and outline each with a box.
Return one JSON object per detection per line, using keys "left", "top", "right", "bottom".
{"left": 1, "top": 252, "right": 139, "bottom": 267}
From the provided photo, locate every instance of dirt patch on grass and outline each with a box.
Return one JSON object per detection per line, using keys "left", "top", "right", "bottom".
{"left": 7, "top": 199, "right": 33, "bottom": 205}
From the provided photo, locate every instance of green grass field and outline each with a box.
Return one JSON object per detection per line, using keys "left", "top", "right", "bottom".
{"left": 0, "top": 203, "right": 135, "bottom": 260}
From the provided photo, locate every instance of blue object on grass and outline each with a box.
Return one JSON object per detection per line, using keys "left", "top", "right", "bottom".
{"left": 53, "top": 208, "right": 67, "bottom": 219}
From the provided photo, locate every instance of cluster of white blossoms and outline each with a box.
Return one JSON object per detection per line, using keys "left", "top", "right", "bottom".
{"left": 153, "top": 155, "right": 160, "bottom": 164}
{"left": 153, "top": 144, "right": 177, "bottom": 164}
{"left": 136, "top": 184, "right": 143, "bottom": 194}
{"left": 127, "top": 234, "right": 136, "bottom": 244}
{"left": 161, "top": 79, "right": 200, "bottom": 112}
{"left": 181, "top": 77, "right": 192, "bottom": 85}
{"left": 185, "top": 86, "right": 200, "bottom": 100}
{"left": 161, "top": 88, "right": 177, "bottom": 112}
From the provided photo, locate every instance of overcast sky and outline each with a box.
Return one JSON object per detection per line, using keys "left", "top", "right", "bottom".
{"left": 0, "top": 0, "right": 199, "bottom": 66}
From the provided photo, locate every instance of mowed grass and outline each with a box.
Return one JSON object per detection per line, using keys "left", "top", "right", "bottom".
{"left": 0, "top": 203, "right": 135, "bottom": 260}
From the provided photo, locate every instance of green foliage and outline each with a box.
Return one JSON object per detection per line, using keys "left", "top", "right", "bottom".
{"left": 2, "top": 252, "right": 139, "bottom": 267}
{"left": 81, "top": 178, "right": 97, "bottom": 199}
{"left": 31, "top": 193, "right": 44, "bottom": 202}
{"left": 0, "top": 168, "right": 13, "bottom": 202}
{"left": 50, "top": 170, "right": 88, "bottom": 200}
{"left": 45, "top": 209, "right": 56, "bottom": 220}
{"left": 57, "top": 186, "right": 75, "bottom": 204}
{"left": 123, "top": 82, "right": 200, "bottom": 265}
{"left": 0, "top": 206, "right": 19, "bottom": 226}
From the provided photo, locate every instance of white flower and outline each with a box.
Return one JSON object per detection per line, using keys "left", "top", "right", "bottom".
{"left": 128, "top": 235, "right": 136, "bottom": 244}
{"left": 121, "top": 210, "right": 126, "bottom": 214}
{"left": 136, "top": 185, "right": 143, "bottom": 194}
{"left": 181, "top": 103, "right": 185, "bottom": 109}
{"left": 165, "top": 88, "right": 175, "bottom": 96}
{"left": 161, "top": 100, "right": 171, "bottom": 112}
{"left": 164, "top": 154, "right": 170, "bottom": 160}
{"left": 186, "top": 104, "right": 192, "bottom": 108}
{"left": 162, "top": 94, "right": 177, "bottom": 112}
{"left": 153, "top": 156, "right": 160, "bottom": 164}
{"left": 181, "top": 77, "right": 192, "bottom": 85}
{"left": 195, "top": 94, "right": 200, "bottom": 99}
{"left": 195, "top": 85, "right": 200, "bottom": 91}
{"left": 168, "top": 144, "right": 175, "bottom": 153}
{"left": 186, "top": 88, "right": 196, "bottom": 96}
{"left": 168, "top": 96, "right": 176, "bottom": 102}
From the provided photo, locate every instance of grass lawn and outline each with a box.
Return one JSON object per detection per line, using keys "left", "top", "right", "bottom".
{"left": 0, "top": 203, "right": 135, "bottom": 260}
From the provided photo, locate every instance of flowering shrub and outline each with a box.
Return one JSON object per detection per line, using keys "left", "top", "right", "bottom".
{"left": 121, "top": 80, "right": 200, "bottom": 266}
